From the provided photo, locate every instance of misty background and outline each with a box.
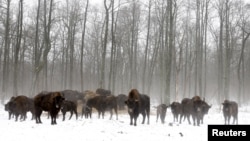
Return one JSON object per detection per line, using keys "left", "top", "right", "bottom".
{"left": 0, "top": 0, "right": 250, "bottom": 105}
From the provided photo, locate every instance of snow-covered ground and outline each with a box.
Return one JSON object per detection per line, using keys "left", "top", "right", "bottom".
{"left": 0, "top": 103, "right": 249, "bottom": 141}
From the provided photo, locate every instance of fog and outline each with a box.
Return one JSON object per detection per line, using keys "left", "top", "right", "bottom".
{"left": 0, "top": 0, "right": 250, "bottom": 105}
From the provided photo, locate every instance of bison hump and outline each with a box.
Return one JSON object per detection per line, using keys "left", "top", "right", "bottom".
{"left": 128, "top": 89, "right": 140, "bottom": 100}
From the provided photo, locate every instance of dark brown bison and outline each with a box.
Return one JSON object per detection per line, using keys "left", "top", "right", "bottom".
{"left": 96, "top": 88, "right": 111, "bottom": 96}
{"left": 179, "top": 96, "right": 203, "bottom": 126}
{"left": 61, "top": 90, "right": 85, "bottom": 114}
{"left": 5, "top": 95, "right": 30, "bottom": 121}
{"left": 169, "top": 101, "right": 182, "bottom": 122}
{"left": 86, "top": 95, "right": 118, "bottom": 120}
{"left": 81, "top": 104, "right": 92, "bottom": 119}
{"left": 34, "top": 91, "right": 65, "bottom": 125}
{"left": 222, "top": 100, "right": 238, "bottom": 125}
{"left": 124, "top": 89, "right": 150, "bottom": 126}
{"left": 4, "top": 97, "right": 16, "bottom": 120}
{"left": 61, "top": 100, "right": 78, "bottom": 121}
{"left": 116, "top": 94, "right": 127, "bottom": 110}
{"left": 155, "top": 104, "right": 168, "bottom": 124}
{"left": 200, "top": 100, "right": 211, "bottom": 124}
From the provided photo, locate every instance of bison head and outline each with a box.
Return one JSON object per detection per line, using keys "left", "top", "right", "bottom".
{"left": 193, "top": 99, "right": 203, "bottom": 113}
{"left": 170, "top": 102, "right": 180, "bottom": 113}
{"left": 222, "top": 100, "right": 231, "bottom": 112}
{"left": 125, "top": 99, "right": 139, "bottom": 113}
{"left": 53, "top": 95, "right": 65, "bottom": 108}
{"left": 201, "top": 101, "right": 211, "bottom": 114}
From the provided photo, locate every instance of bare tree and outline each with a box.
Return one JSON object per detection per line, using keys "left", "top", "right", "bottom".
{"left": 80, "top": 0, "right": 89, "bottom": 92}
{"left": 100, "top": 0, "right": 111, "bottom": 89}
{"left": 13, "top": 0, "right": 23, "bottom": 96}
{"left": 2, "top": 0, "right": 11, "bottom": 94}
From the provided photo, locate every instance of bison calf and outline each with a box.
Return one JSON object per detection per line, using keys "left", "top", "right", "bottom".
{"left": 169, "top": 101, "right": 182, "bottom": 122}
{"left": 222, "top": 100, "right": 238, "bottom": 125}
{"left": 81, "top": 104, "right": 92, "bottom": 119}
{"left": 61, "top": 100, "right": 78, "bottom": 121}
{"left": 155, "top": 104, "right": 168, "bottom": 124}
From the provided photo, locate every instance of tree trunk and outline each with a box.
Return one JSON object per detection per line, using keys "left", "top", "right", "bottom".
{"left": 80, "top": 0, "right": 89, "bottom": 92}
{"left": 13, "top": 0, "right": 23, "bottom": 96}
{"left": 100, "top": 0, "right": 111, "bottom": 89}
{"left": 2, "top": 0, "right": 11, "bottom": 94}
{"left": 142, "top": 0, "right": 151, "bottom": 94}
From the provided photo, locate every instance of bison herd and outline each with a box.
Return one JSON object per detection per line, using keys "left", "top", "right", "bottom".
{"left": 4, "top": 88, "right": 239, "bottom": 126}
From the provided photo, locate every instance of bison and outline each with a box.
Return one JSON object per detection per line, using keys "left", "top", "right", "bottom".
{"left": 81, "top": 104, "right": 92, "bottom": 119}
{"left": 34, "top": 91, "right": 65, "bottom": 125}
{"left": 124, "top": 89, "right": 150, "bottom": 126}
{"left": 222, "top": 100, "right": 238, "bottom": 125}
{"left": 179, "top": 96, "right": 204, "bottom": 126}
{"left": 5, "top": 95, "right": 30, "bottom": 121}
{"left": 96, "top": 88, "right": 111, "bottom": 96}
{"left": 61, "top": 90, "right": 86, "bottom": 114}
{"left": 61, "top": 100, "right": 78, "bottom": 121}
{"left": 86, "top": 95, "right": 118, "bottom": 120}
{"left": 169, "top": 101, "right": 182, "bottom": 122}
{"left": 155, "top": 104, "right": 168, "bottom": 124}
{"left": 4, "top": 96, "right": 16, "bottom": 120}
{"left": 116, "top": 94, "right": 127, "bottom": 110}
{"left": 200, "top": 100, "right": 211, "bottom": 124}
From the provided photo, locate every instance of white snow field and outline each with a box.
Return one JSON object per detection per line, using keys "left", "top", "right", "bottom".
{"left": 0, "top": 103, "right": 249, "bottom": 141}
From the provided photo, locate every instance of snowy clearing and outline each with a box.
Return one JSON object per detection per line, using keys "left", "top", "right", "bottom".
{"left": 0, "top": 104, "right": 249, "bottom": 141}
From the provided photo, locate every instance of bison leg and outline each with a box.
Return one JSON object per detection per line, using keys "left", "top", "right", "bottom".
{"left": 88, "top": 109, "right": 92, "bottom": 118}
{"left": 227, "top": 116, "right": 231, "bottom": 125}
{"left": 15, "top": 114, "right": 19, "bottom": 122}
{"left": 69, "top": 110, "right": 73, "bottom": 120}
{"left": 233, "top": 115, "right": 238, "bottom": 125}
{"left": 114, "top": 107, "right": 118, "bottom": 120}
{"left": 134, "top": 116, "right": 138, "bottom": 126}
{"left": 35, "top": 109, "right": 42, "bottom": 124}
{"left": 146, "top": 112, "right": 150, "bottom": 125}
{"left": 156, "top": 113, "right": 159, "bottom": 122}
{"left": 141, "top": 111, "right": 146, "bottom": 124}
{"left": 109, "top": 109, "right": 113, "bottom": 120}
{"left": 51, "top": 116, "right": 57, "bottom": 125}
{"left": 129, "top": 115, "right": 133, "bottom": 125}
{"left": 102, "top": 110, "right": 105, "bottom": 119}
{"left": 8, "top": 112, "right": 12, "bottom": 120}
{"left": 98, "top": 111, "right": 101, "bottom": 119}
{"left": 191, "top": 115, "right": 196, "bottom": 126}
{"left": 62, "top": 112, "right": 66, "bottom": 121}
{"left": 187, "top": 115, "right": 191, "bottom": 125}
{"left": 74, "top": 109, "right": 78, "bottom": 120}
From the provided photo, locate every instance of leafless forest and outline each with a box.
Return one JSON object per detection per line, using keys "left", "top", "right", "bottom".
{"left": 0, "top": 0, "right": 250, "bottom": 105}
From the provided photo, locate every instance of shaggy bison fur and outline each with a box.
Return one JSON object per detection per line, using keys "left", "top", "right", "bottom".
{"left": 179, "top": 96, "right": 204, "bottom": 126}
{"left": 4, "top": 95, "right": 30, "bottom": 121}
{"left": 125, "top": 89, "right": 150, "bottom": 126}
{"left": 169, "top": 101, "right": 182, "bottom": 122}
{"left": 81, "top": 104, "right": 92, "bottom": 119}
{"left": 61, "top": 100, "right": 78, "bottom": 121}
{"left": 200, "top": 100, "right": 211, "bottom": 124}
{"left": 222, "top": 100, "right": 238, "bottom": 125}
{"left": 4, "top": 97, "right": 16, "bottom": 120}
{"left": 86, "top": 95, "right": 118, "bottom": 120}
{"left": 34, "top": 91, "right": 65, "bottom": 125}
{"left": 95, "top": 88, "right": 111, "bottom": 96}
{"left": 155, "top": 104, "right": 168, "bottom": 124}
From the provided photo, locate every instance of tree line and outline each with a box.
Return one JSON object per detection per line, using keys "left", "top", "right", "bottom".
{"left": 0, "top": 0, "right": 250, "bottom": 105}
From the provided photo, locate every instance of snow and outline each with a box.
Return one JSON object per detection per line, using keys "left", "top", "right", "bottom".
{"left": 0, "top": 104, "right": 249, "bottom": 141}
